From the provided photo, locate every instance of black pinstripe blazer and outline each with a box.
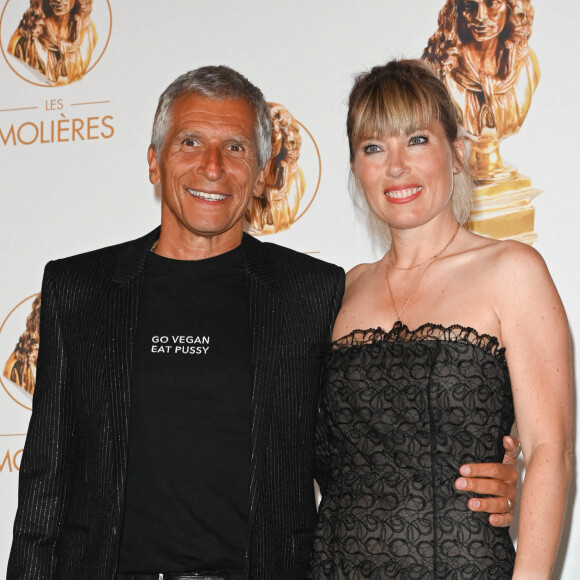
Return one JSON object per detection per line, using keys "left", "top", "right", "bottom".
{"left": 8, "top": 228, "right": 345, "bottom": 580}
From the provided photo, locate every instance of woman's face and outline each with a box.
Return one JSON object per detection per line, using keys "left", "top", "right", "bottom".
{"left": 48, "top": 0, "right": 75, "bottom": 16}
{"left": 460, "top": 0, "right": 508, "bottom": 43}
{"left": 351, "top": 118, "right": 463, "bottom": 232}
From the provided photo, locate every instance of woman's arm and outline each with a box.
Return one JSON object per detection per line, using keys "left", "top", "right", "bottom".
{"left": 496, "top": 242, "right": 572, "bottom": 579}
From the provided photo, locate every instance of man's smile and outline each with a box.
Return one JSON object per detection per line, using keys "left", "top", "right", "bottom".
{"left": 186, "top": 188, "right": 227, "bottom": 202}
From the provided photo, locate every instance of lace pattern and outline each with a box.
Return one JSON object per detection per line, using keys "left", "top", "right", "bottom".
{"left": 331, "top": 321, "right": 505, "bottom": 359}
{"left": 312, "top": 323, "right": 515, "bottom": 579}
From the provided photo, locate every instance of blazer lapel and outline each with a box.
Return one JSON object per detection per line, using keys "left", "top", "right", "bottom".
{"left": 241, "top": 234, "right": 284, "bottom": 529}
{"left": 106, "top": 227, "right": 160, "bottom": 499}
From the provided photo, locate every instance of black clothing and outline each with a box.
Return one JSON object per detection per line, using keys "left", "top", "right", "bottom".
{"left": 119, "top": 248, "right": 251, "bottom": 574}
{"left": 117, "top": 573, "right": 245, "bottom": 579}
{"left": 312, "top": 323, "right": 515, "bottom": 579}
{"left": 8, "top": 229, "right": 345, "bottom": 580}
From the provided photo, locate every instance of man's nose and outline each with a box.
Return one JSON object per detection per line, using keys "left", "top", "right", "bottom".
{"left": 198, "top": 145, "right": 225, "bottom": 180}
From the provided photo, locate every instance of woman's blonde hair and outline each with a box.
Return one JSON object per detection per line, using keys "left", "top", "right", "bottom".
{"left": 347, "top": 59, "right": 473, "bottom": 242}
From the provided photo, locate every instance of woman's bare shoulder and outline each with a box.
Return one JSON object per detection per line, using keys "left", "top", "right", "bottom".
{"left": 345, "top": 260, "right": 382, "bottom": 291}
{"left": 480, "top": 238, "right": 549, "bottom": 280}
{"left": 461, "top": 233, "right": 548, "bottom": 278}
{"left": 479, "top": 239, "right": 564, "bottom": 328}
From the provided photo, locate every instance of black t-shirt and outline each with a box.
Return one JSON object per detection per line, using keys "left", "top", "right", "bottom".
{"left": 118, "top": 246, "right": 251, "bottom": 574}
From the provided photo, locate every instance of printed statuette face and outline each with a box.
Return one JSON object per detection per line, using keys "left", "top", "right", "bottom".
{"left": 8, "top": 0, "right": 98, "bottom": 86}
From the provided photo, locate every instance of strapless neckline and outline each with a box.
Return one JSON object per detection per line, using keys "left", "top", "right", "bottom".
{"left": 331, "top": 320, "right": 505, "bottom": 359}
{"left": 313, "top": 320, "right": 515, "bottom": 578}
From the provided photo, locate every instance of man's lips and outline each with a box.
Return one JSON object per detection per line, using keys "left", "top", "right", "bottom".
{"left": 384, "top": 185, "right": 423, "bottom": 203}
{"left": 186, "top": 188, "right": 227, "bottom": 202}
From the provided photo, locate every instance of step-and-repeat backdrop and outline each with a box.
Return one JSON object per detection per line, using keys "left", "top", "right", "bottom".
{"left": 1, "top": 0, "right": 578, "bottom": 576}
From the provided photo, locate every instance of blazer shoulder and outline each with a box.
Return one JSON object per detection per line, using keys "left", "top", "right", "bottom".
{"left": 258, "top": 240, "right": 345, "bottom": 323}
{"left": 260, "top": 240, "right": 345, "bottom": 281}
{"left": 45, "top": 228, "right": 159, "bottom": 279}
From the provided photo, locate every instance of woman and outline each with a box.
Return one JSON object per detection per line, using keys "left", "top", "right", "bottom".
{"left": 311, "top": 60, "right": 571, "bottom": 578}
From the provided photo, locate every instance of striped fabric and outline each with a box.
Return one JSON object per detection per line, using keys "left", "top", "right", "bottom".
{"left": 8, "top": 228, "right": 345, "bottom": 580}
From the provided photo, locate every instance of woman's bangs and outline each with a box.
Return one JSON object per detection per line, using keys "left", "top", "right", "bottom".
{"left": 353, "top": 80, "right": 437, "bottom": 145}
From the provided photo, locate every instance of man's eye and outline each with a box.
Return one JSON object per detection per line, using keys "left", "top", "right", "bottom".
{"left": 182, "top": 138, "right": 197, "bottom": 147}
{"left": 228, "top": 144, "right": 244, "bottom": 152}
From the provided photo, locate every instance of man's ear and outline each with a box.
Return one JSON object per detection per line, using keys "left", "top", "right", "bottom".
{"left": 147, "top": 145, "right": 161, "bottom": 185}
{"left": 253, "top": 159, "right": 271, "bottom": 198}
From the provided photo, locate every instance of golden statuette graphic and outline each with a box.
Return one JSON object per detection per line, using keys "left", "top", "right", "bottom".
{"left": 424, "top": 0, "right": 541, "bottom": 243}
{"left": 8, "top": 0, "right": 97, "bottom": 86}
{"left": 3, "top": 294, "right": 40, "bottom": 395}
{"left": 245, "top": 103, "right": 306, "bottom": 234}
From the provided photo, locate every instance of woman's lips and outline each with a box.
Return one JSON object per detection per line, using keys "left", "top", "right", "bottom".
{"left": 384, "top": 185, "right": 423, "bottom": 203}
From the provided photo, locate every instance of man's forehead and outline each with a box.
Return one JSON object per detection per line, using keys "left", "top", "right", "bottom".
{"left": 163, "top": 94, "right": 259, "bottom": 150}
{"left": 171, "top": 93, "right": 256, "bottom": 121}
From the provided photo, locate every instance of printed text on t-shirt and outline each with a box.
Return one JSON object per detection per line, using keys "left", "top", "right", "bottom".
{"left": 150, "top": 335, "right": 210, "bottom": 354}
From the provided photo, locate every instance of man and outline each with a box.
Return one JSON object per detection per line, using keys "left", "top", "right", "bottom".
{"left": 8, "top": 66, "right": 518, "bottom": 580}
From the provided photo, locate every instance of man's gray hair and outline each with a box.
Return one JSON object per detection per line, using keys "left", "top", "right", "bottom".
{"left": 151, "top": 65, "right": 272, "bottom": 168}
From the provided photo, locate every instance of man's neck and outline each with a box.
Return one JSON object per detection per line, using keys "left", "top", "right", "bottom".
{"left": 154, "top": 227, "right": 244, "bottom": 260}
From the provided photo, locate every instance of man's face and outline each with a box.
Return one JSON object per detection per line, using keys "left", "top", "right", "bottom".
{"left": 148, "top": 94, "right": 268, "bottom": 250}
{"left": 461, "top": 0, "right": 508, "bottom": 43}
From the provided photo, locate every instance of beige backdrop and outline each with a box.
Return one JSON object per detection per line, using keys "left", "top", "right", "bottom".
{"left": 0, "top": 0, "right": 578, "bottom": 576}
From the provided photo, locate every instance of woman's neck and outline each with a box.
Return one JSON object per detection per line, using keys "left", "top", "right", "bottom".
{"left": 388, "top": 218, "right": 461, "bottom": 269}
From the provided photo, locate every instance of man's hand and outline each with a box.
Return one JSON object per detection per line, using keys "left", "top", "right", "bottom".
{"left": 455, "top": 435, "right": 520, "bottom": 527}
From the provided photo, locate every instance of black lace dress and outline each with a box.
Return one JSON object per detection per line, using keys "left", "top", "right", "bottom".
{"left": 311, "top": 322, "right": 515, "bottom": 579}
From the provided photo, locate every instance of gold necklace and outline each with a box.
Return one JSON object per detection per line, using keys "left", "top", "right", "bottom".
{"left": 385, "top": 222, "right": 461, "bottom": 321}
{"left": 390, "top": 221, "right": 461, "bottom": 270}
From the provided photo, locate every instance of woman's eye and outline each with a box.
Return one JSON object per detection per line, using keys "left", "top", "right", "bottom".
{"left": 363, "top": 144, "right": 381, "bottom": 154}
{"left": 409, "top": 135, "right": 428, "bottom": 146}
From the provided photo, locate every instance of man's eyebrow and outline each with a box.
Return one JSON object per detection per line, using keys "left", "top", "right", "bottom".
{"left": 173, "top": 129, "right": 253, "bottom": 146}
{"left": 225, "top": 133, "right": 253, "bottom": 146}
{"left": 175, "top": 129, "right": 201, "bottom": 140}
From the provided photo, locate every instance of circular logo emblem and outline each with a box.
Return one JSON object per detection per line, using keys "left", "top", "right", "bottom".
{"left": 0, "top": 0, "right": 112, "bottom": 87}
{"left": 0, "top": 293, "right": 40, "bottom": 411}
{"left": 245, "top": 102, "right": 321, "bottom": 236}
